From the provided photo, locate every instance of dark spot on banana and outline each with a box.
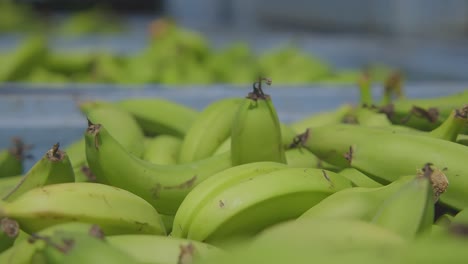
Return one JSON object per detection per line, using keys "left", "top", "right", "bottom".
{"left": 449, "top": 224, "right": 468, "bottom": 238}
{"left": 150, "top": 184, "right": 162, "bottom": 199}
{"left": 401, "top": 106, "right": 439, "bottom": 124}
{"left": 219, "top": 200, "right": 225, "bottom": 208}
{"left": 164, "top": 175, "right": 198, "bottom": 190}
{"left": 344, "top": 146, "right": 354, "bottom": 164}
{"left": 321, "top": 170, "right": 333, "bottom": 187}
{"left": 1, "top": 218, "right": 19, "bottom": 238}
{"left": 178, "top": 243, "right": 195, "bottom": 264}
{"left": 134, "top": 221, "right": 149, "bottom": 232}
{"left": 81, "top": 166, "right": 97, "bottom": 182}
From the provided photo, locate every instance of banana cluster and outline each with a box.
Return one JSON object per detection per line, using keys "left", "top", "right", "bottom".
{"left": 0, "top": 78, "right": 467, "bottom": 263}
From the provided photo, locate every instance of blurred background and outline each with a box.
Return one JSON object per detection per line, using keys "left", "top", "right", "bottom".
{"left": 1, "top": 0, "right": 468, "bottom": 170}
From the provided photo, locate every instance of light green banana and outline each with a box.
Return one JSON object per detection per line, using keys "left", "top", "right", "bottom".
{"left": 298, "top": 175, "right": 413, "bottom": 221}
{"left": 300, "top": 124, "right": 468, "bottom": 210}
{"left": 33, "top": 226, "right": 140, "bottom": 264}
{"left": 118, "top": 98, "right": 199, "bottom": 137}
{"left": 185, "top": 167, "right": 351, "bottom": 244}
{"left": 86, "top": 104, "right": 145, "bottom": 157}
{"left": 64, "top": 137, "right": 86, "bottom": 169}
{"left": 107, "top": 234, "right": 224, "bottom": 264}
{"left": 0, "top": 138, "right": 26, "bottom": 178}
{"left": 231, "top": 78, "right": 285, "bottom": 165}
{"left": 0, "top": 175, "right": 23, "bottom": 198}
{"left": 85, "top": 122, "right": 232, "bottom": 215}
{"left": 179, "top": 97, "right": 243, "bottom": 163}
{"left": 171, "top": 161, "right": 289, "bottom": 238}
{"left": 0, "top": 182, "right": 166, "bottom": 235}
{"left": 428, "top": 105, "right": 467, "bottom": 141}
{"left": 0, "top": 218, "right": 19, "bottom": 253}
{"left": 284, "top": 147, "right": 339, "bottom": 171}
{"left": 197, "top": 219, "right": 405, "bottom": 264}
{"left": 371, "top": 164, "right": 447, "bottom": 239}
{"left": 349, "top": 106, "right": 393, "bottom": 127}
{"left": 143, "top": 135, "right": 182, "bottom": 165}
{"left": 338, "top": 167, "right": 383, "bottom": 188}
{"left": 3, "top": 143, "right": 75, "bottom": 202}
{"left": 289, "top": 104, "right": 353, "bottom": 133}
{"left": 213, "top": 123, "right": 298, "bottom": 155}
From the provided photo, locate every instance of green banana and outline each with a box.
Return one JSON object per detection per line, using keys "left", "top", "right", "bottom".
{"left": 0, "top": 218, "right": 19, "bottom": 253}
{"left": 298, "top": 175, "right": 413, "bottom": 221}
{"left": 348, "top": 106, "right": 393, "bottom": 127}
{"left": 338, "top": 168, "right": 383, "bottom": 188}
{"left": 452, "top": 207, "right": 468, "bottom": 225}
{"left": 85, "top": 103, "right": 146, "bottom": 157}
{"left": 457, "top": 134, "right": 468, "bottom": 145}
{"left": 45, "top": 52, "right": 95, "bottom": 75}
{"left": 379, "top": 89, "right": 468, "bottom": 131}
{"left": 0, "top": 138, "right": 27, "bottom": 178}
{"left": 289, "top": 104, "right": 353, "bottom": 133}
{"left": 85, "top": 122, "right": 232, "bottom": 215}
{"left": 3, "top": 143, "right": 75, "bottom": 201}
{"left": 143, "top": 135, "right": 182, "bottom": 165}
{"left": 428, "top": 105, "right": 467, "bottom": 141}
{"left": 435, "top": 213, "right": 455, "bottom": 227}
{"left": 107, "top": 234, "right": 224, "bottom": 264}
{"left": 64, "top": 137, "right": 86, "bottom": 169}
{"left": 284, "top": 146, "right": 339, "bottom": 171}
{"left": 0, "top": 182, "right": 166, "bottom": 235}
{"left": 32, "top": 226, "right": 140, "bottom": 264}
{"left": 172, "top": 161, "right": 289, "bottom": 238}
{"left": 231, "top": 78, "right": 285, "bottom": 165}
{"left": 179, "top": 97, "right": 243, "bottom": 163}
{"left": 0, "top": 175, "right": 23, "bottom": 198}
{"left": 299, "top": 124, "right": 468, "bottom": 209}
{"left": 184, "top": 167, "right": 351, "bottom": 244}
{"left": 73, "top": 164, "right": 96, "bottom": 182}
{"left": 371, "top": 164, "right": 447, "bottom": 239}
{"left": 118, "top": 98, "right": 199, "bottom": 137}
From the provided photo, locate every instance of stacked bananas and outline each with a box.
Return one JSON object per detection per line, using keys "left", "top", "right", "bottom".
{"left": 0, "top": 76, "right": 467, "bottom": 263}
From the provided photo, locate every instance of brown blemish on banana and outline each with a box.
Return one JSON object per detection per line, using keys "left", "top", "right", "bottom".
{"left": 289, "top": 128, "right": 310, "bottom": 149}
{"left": 418, "top": 163, "right": 449, "bottom": 202}
{"left": 86, "top": 120, "right": 102, "bottom": 149}
{"left": 88, "top": 225, "right": 105, "bottom": 239}
{"left": 178, "top": 243, "right": 195, "bottom": 264}
{"left": 344, "top": 146, "right": 354, "bottom": 164}
{"left": 449, "top": 224, "right": 468, "bottom": 238}
{"left": 134, "top": 221, "right": 149, "bottom": 232}
{"left": 150, "top": 184, "right": 162, "bottom": 199}
{"left": 81, "top": 166, "right": 97, "bottom": 182}
{"left": 378, "top": 104, "right": 395, "bottom": 120}
{"left": 29, "top": 233, "right": 75, "bottom": 253}
{"left": 321, "top": 170, "right": 334, "bottom": 189}
{"left": 455, "top": 104, "right": 468, "bottom": 119}
{"left": 1, "top": 218, "right": 19, "bottom": 238}
{"left": 401, "top": 106, "right": 439, "bottom": 124}
{"left": 164, "top": 176, "right": 198, "bottom": 190}
{"left": 219, "top": 200, "right": 225, "bottom": 208}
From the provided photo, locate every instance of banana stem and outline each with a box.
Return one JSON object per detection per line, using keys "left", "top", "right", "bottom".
{"left": 250, "top": 77, "right": 272, "bottom": 100}
{"left": 429, "top": 105, "right": 468, "bottom": 141}
{"left": 357, "top": 72, "right": 372, "bottom": 106}
{"left": 379, "top": 71, "right": 403, "bottom": 106}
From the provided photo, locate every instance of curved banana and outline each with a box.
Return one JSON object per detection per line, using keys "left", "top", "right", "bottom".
{"left": 85, "top": 122, "right": 232, "bottom": 215}
{"left": 118, "top": 98, "right": 199, "bottom": 137}
{"left": 231, "top": 78, "right": 285, "bottom": 165}
{"left": 338, "top": 168, "right": 383, "bottom": 188}
{"left": 0, "top": 218, "right": 19, "bottom": 253}
{"left": 371, "top": 164, "right": 448, "bottom": 239}
{"left": 143, "top": 135, "right": 182, "bottom": 165}
{"left": 0, "top": 138, "right": 27, "bottom": 178}
{"left": 298, "top": 175, "right": 413, "bottom": 221}
{"left": 185, "top": 168, "right": 351, "bottom": 244}
{"left": 107, "top": 234, "right": 224, "bottom": 264}
{"left": 171, "top": 161, "right": 289, "bottom": 238}
{"left": 3, "top": 143, "right": 75, "bottom": 201}
{"left": 300, "top": 124, "right": 468, "bottom": 210}
{"left": 33, "top": 226, "right": 139, "bottom": 264}
{"left": 0, "top": 182, "right": 166, "bottom": 235}
{"left": 289, "top": 104, "right": 353, "bottom": 133}
{"left": 179, "top": 97, "right": 243, "bottom": 163}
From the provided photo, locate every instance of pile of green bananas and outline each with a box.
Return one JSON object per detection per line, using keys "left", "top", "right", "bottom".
{"left": 0, "top": 77, "right": 467, "bottom": 263}
{"left": 0, "top": 19, "right": 394, "bottom": 86}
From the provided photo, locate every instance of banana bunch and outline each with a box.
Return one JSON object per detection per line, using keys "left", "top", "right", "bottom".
{"left": 1, "top": 77, "right": 468, "bottom": 261}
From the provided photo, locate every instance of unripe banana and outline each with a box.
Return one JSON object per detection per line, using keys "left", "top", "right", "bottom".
{"left": 338, "top": 168, "right": 383, "bottom": 188}
{"left": 284, "top": 147, "right": 339, "bottom": 171}
{"left": 33, "top": 225, "right": 140, "bottom": 264}
{"left": 143, "top": 135, "right": 182, "bottom": 165}
{"left": 452, "top": 207, "right": 468, "bottom": 225}
{"left": 73, "top": 164, "right": 96, "bottom": 183}
{"left": 3, "top": 143, "right": 75, "bottom": 201}
{"left": 231, "top": 78, "right": 285, "bottom": 165}
{"left": 0, "top": 182, "right": 166, "bottom": 235}
{"left": 179, "top": 97, "right": 243, "bottom": 163}
{"left": 172, "top": 161, "right": 288, "bottom": 238}
{"left": 457, "top": 134, "right": 468, "bottom": 146}
{"left": 0, "top": 175, "right": 23, "bottom": 198}
{"left": 85, "top": 122, "right": 232, "bottom": 215}
{"left": 64, "top": 137, "right": 86, "bottom": 169}
{"left": 428, "top": 105, "right": 467, "bottom": 141}
{"left": 298, "top": 175, "right": 413, "bottom": 221}
{"left": 348, "top": 106, "right": 393, "bottom": 127}
{"left": 300, "top": 124, "right": 468, "bottom": 210}
{"left": 0, "top": 218, "right": 19, "bottom": 253}
{"left": 289, "top": 104, "right": 353, "bottom": 133}
{"left": 118, "top": 98, "right": 199, "bottom": 137}
{"left": 107, "top": 234, "right": 225, "bottom": 264}
{"left": 371, "top": 164, "right": 448, "bottom": 239}
{"left": 185, "top": 168, "right": 351, "bottom": 244}
{"left": 0, "top": 138, "right": 27, "bottom": 178}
